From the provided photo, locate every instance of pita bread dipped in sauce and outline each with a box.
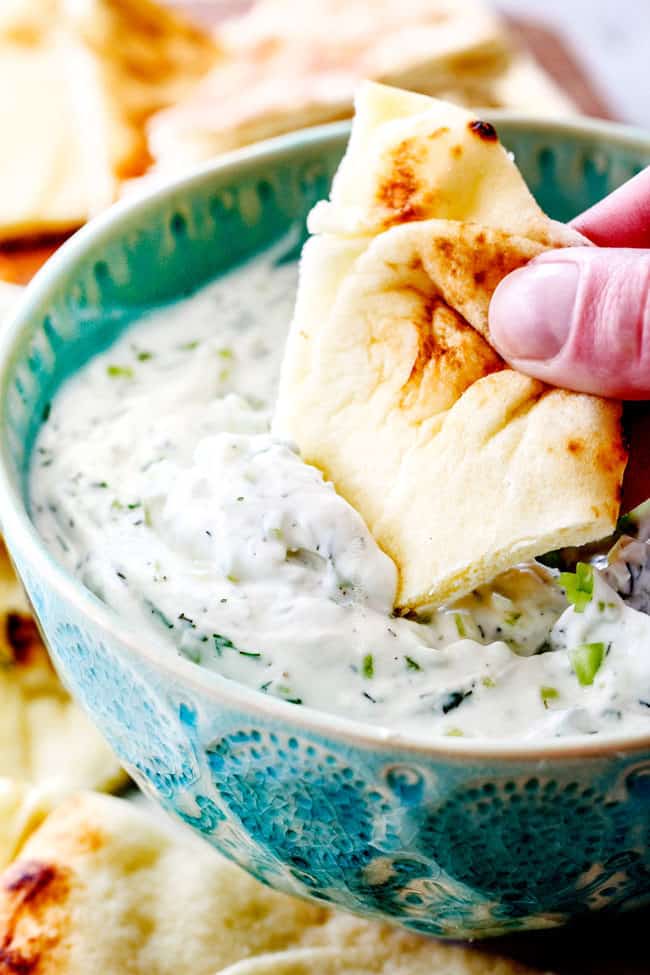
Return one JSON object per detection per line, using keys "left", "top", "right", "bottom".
{"left": 275, "top": 83, "right": 625, "bottom": 609}
{"left": 30, "top": 86, "right": 650, "bottom": 742}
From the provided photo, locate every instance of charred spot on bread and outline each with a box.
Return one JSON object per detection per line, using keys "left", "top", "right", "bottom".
{"left": 399, "top": 298, "right": 502, "bottom": 414}
{"left": 0, "top": 861, "right": 70, "bottom": 974}
{"left": 378, "top": 132, "right": 447, "bottom": 226}
{"left": 596, "top": 434, "right": 628, "bottom": 475}
{"left": 5, "top": 614, "right": 41, "bottom": 667}
{"left": 377, "top": 141, "right": 421, "bottom": 223}
{"left": 469, "top": 119, "right": 498, "bottom": 141}
{"left": 567, "top": 438, "right": 584, "bottom": 454}
{"left": 3, "top": 863, "right": 58, "bottom": 903}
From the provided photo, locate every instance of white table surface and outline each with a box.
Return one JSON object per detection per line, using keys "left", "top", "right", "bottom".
{"left": 496, "top": 0, "right": 650, "bottom": 129}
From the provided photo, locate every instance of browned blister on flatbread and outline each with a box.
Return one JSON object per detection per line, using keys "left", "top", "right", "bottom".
{"left": 275, "top": 83, "right": 626, "bottom": 609}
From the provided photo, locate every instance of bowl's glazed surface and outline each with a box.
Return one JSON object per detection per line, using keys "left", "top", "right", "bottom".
{"left": 1, "top": 117, "right": 650, "bottom": 938}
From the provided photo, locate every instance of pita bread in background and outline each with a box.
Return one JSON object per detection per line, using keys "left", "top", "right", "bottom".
{"left": 275, "top": 83, "right": 626, "bottom": 610}
{"left": 486, "top": 52, "right": 577, "bottom": 117}
{"left": 64, "top": 0, "right": 219, "bottom": 143}
{"left": 0, "top": 788, "right": 544, "bottom": 975}
{"left": 0, "top": 779, "right": 63, "bottom": 871}
{"left": 147, "top": 0, "right": 575, "bottom": 174}
{"left": 0, "top": 0, "right": 217, "bottom": 240}
{"left": 0, "top": 539, "right": 127, "bottom": 792}
{"left": 217, "top": 944, "right": 539, "bottom": 975}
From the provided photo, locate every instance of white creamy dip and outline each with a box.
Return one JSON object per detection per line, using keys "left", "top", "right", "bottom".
{"left": 30, "top": 248, "right": 650, "bottom": 740}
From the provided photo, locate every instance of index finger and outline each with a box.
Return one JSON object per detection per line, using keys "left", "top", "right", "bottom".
{"left": 571, "top": 166, "right": 650, "bottom": 247}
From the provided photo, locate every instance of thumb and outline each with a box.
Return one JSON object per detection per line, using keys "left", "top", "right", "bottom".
{"left": 489, "top": 248, "right": 650, "bottom": 399}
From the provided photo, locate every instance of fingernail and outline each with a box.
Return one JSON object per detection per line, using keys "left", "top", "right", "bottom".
{"left": 489, "top": 261, "right": 579, "bottom": 361}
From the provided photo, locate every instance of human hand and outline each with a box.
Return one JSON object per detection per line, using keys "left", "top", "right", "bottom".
{"left": 489, "top": 166, "right": 650, "bottom": 400}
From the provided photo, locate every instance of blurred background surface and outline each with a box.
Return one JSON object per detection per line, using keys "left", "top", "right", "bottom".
{"left": 496, "top": 0, "right": 650, "bottom": 127}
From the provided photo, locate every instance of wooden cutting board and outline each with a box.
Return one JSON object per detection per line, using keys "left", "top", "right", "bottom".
{"left": 0, "top": 4, "right": 614, "bottom": 286}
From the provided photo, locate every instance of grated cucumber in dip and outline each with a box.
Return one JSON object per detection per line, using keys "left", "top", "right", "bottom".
{"left": 30, "top": 246, "right": 650, "bottom": 740}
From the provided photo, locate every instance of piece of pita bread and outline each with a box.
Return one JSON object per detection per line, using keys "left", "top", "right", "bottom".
{"left": 0, "top": 30, "right": 116, "bottom": 239}
{"left": 0, "top": 788, "right": 545, "bottom": 974}
{"left": 147, "top": 0, "right": 574, "bottom": 174}
{"left": 0, "top": 791, "right": 329, "bottom": 974}
{"left": 0, "top": 540, "right": 127, "bottom": 792}
{"left": 0, "top": 779, "right": 64, "bottom": 872}
{"left": 64, "top": 0, "right": 218, "bottom": 147}
{"left": 0, "top": 0, "right": 217, "bottom": 240}
{"left": 485, "top": 52, "right": 578, "bottom": 117}
{"left": 217, "top": 943, "right": 538, "bottom": 975}
{"left": 275, "top": 83, "right": 626, "bottom": 609}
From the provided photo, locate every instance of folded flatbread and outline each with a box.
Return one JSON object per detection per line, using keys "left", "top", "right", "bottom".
{"left": 275, "top": 83, "right": 626, "bottom": 609}
{"left": 0, "top": 779, "right": 62, "bottom": 871}
{"left": 147, "top": 0, "right": 574, "bottom": 173}
{"left": 0, "top": 785, "right": 544, "bottom": 974}
{"left": 0, "top": 0, "right": 217, "bottom": 240}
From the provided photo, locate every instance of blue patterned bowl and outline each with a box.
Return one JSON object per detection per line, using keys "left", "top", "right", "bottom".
{"left": 1, "top": 116, "right": 650, "bottom": 940}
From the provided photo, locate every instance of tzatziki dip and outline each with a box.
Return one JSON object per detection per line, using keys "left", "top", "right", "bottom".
{"left": 30, "top": 245, "right": 650, "bottom": 740}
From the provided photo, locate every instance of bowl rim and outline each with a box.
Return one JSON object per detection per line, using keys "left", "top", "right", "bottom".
{"left": 2, "top": 113, "right": 650, "bottom": 763}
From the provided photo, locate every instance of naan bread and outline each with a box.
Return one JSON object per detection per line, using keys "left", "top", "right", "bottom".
{"left": 147, "top": 0, "right": 574, "bottom": 173}
{"left": 0, "top": 30, "right": 116, "bottom": 239}
{"left": 487, "top": 52, "right": 577, "bottom": 117}
{"left": 275, "top": 83, "right": 626, "bottom": 609}
{"left": 64, "top": 0, "right": 218, "bottom": 150}
{"left": 0, "top": 791, "right": 328, "bottom": 974}
{"left": 0, "top": 779, "right": 63, "bottom": 871}
{"left": 218, "top": 943, "right": 537, "bottom": 975}
{"left": 0, "top": 788, "right": 544, "bottom": 974}
{"left": 0, "top": 0, "right": 217, "bottom": 240}
{"left": 0, "top": 540, "right": 127, "bottom": 791}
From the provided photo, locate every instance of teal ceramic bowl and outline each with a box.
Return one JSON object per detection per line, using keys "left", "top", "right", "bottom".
{"left": 1, "top": 116, "right": 650, "bottom": 940}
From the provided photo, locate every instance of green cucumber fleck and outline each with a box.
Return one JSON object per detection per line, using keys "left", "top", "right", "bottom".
{"left": 362, "top": 653, "right": 374, "bottom": 679}
{"left": 559, "top": 562, "right": 594, "bottom": 613}
{"left": 540, "top": 685, "right": 559, "bottom": 706}
{"left": 106, "top": 365, "right": 134, "bottom": 379}
{"left": 570, "top": 642, "right": 606, "bottom": 686}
